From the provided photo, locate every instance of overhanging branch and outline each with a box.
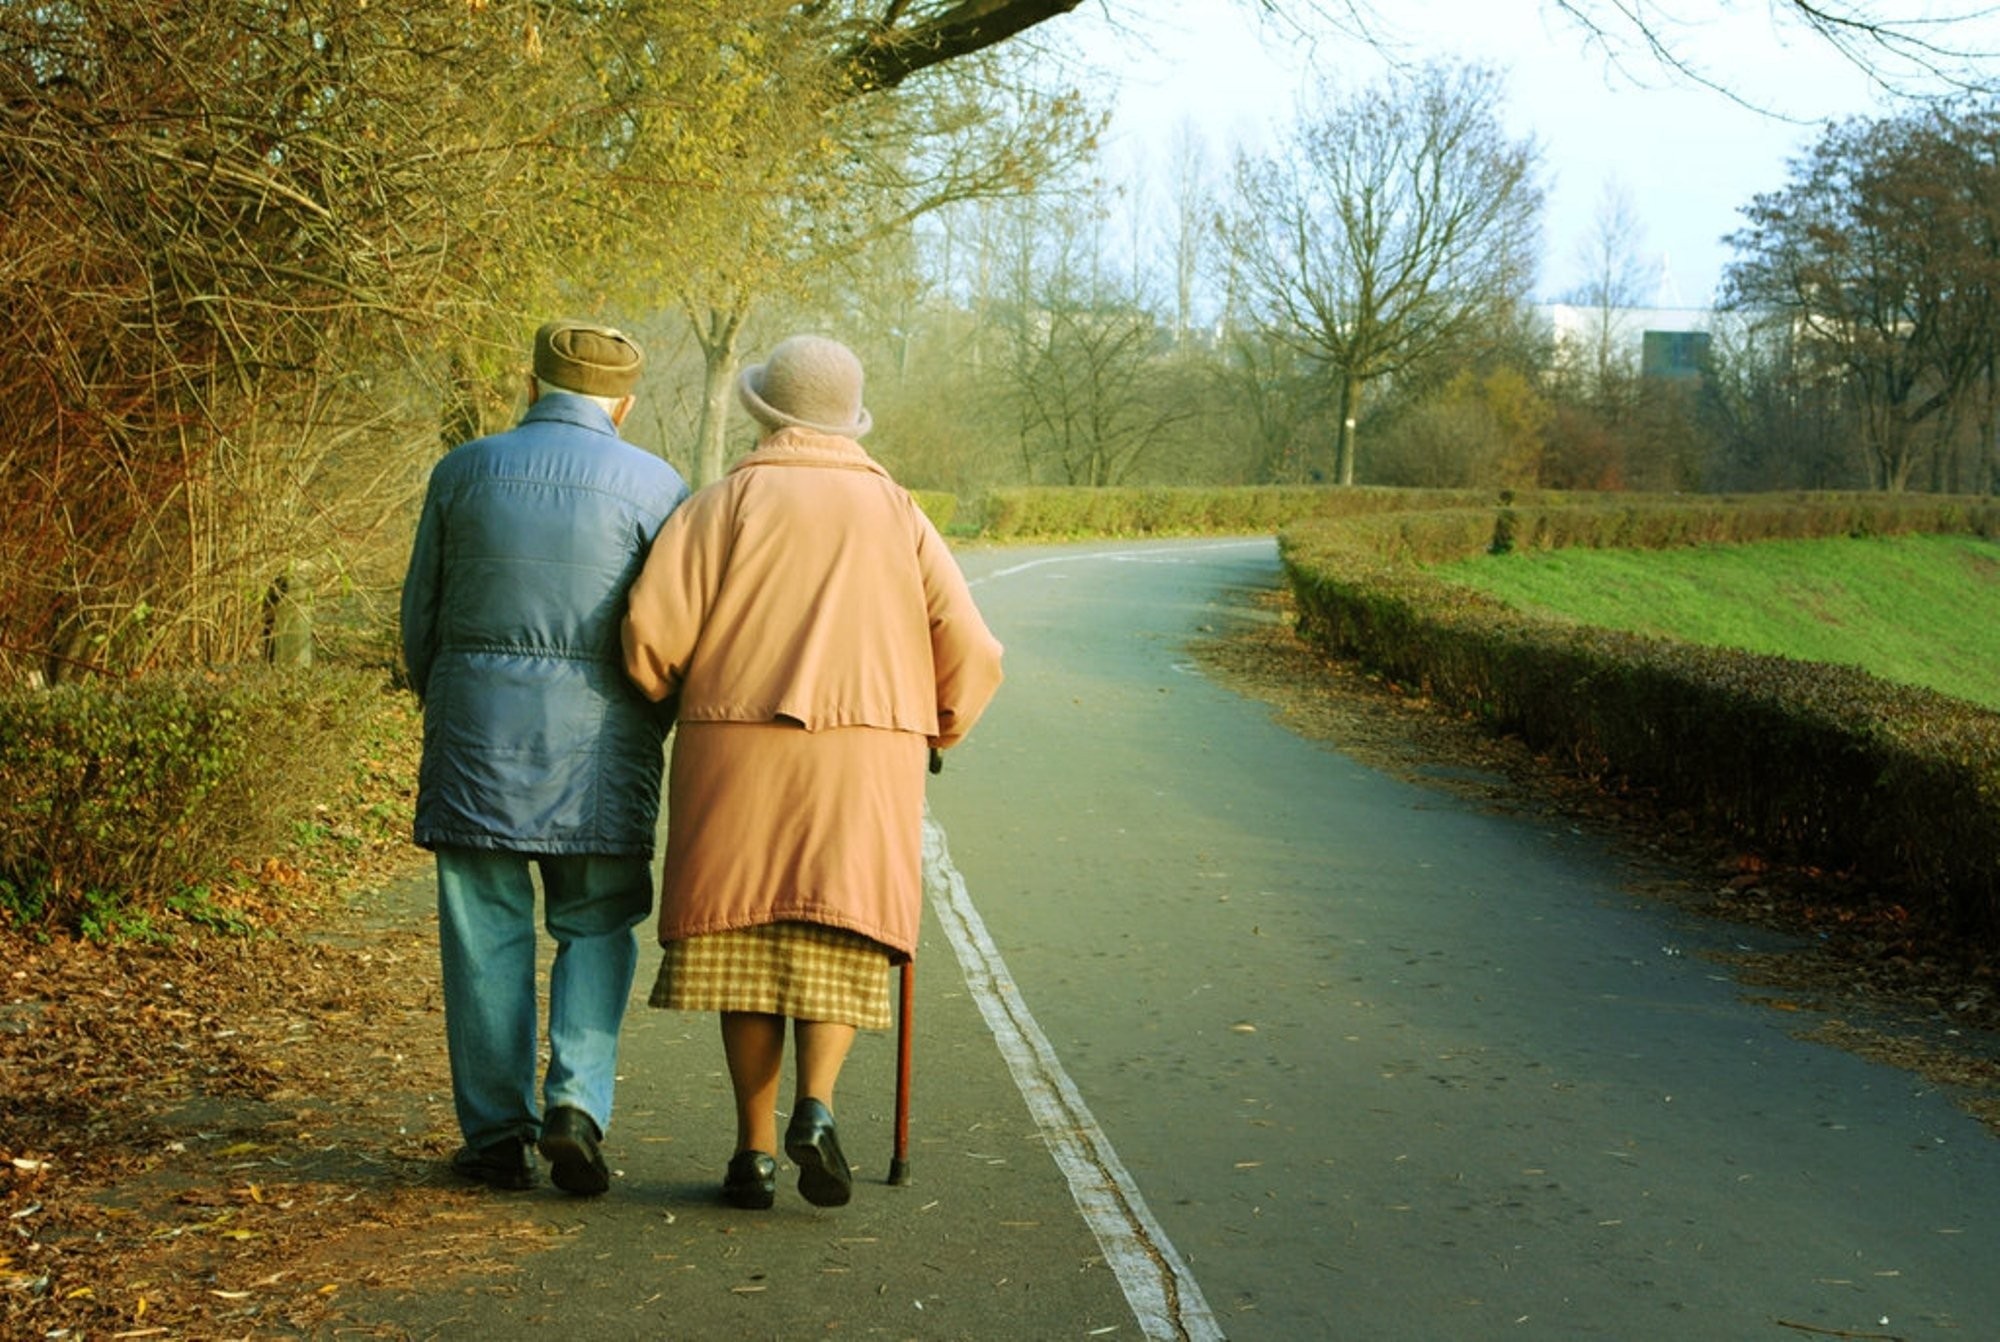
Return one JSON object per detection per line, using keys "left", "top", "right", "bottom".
{"left": 841, "top": 0, "right": 1086, "bottom": 92}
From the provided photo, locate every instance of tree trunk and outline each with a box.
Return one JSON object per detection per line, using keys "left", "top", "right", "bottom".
{"left": 264, "top": 570, "right": 313, "bottom": 668}
{"left": 1984, "top": 364, "right": 1998, "bottom": 494}
{"left": 1877, "top": 432, "right": 1915, "bottom": 492}
{"left": 690, "top": 304, "right": 748, "bottom": 487}
{"left": 1335, "top": 375, "right": 1363, "bottom": 485}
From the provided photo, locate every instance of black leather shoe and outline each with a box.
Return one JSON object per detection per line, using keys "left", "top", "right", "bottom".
{"left": 783, "top": 1098, "right": 853, "bottom": 1208}
{"left": 451, "top": 1137, "right": 533, "bottom": 1190}
{"left": 722, "top": 1150, "right": 778, "bottom": 1210}
{"left": 538, "top": 1104, "right": 610, "bottom": 1196}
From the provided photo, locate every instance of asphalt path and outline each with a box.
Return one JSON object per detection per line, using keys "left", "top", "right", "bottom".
{"left": 345, "top": 537, "right": 2000, "bottom": 1342}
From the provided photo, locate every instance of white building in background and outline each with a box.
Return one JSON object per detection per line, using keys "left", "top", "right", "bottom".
{"left": 1535, "top": 304, "right": 1729, "bottom": 381}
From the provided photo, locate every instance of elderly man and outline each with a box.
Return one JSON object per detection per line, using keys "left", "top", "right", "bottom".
{"left": 401, "top": 321, "right": 689, "bottom": 1194}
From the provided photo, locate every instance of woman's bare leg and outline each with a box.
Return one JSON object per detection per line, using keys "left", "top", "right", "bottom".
{"left": 721, "top": 1011, "right": 786, "bottom": 1153}
{"left": 793, "top": 1019, "right": 857, "bottom": 1110}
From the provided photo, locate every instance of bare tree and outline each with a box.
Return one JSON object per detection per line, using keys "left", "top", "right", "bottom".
{"left": 1724, "top": 102, "right": 2000, "bottom": 491}
{"left": 1697, "top": 317, "right": 1871, "bottom": 490}
{"left": 1204, "top": 330, "right": 1335, "bottom": 483}
{"left": 987, "top": 185, "right": 1190, "bottom": 485}
{"left": 1224, "top": 61, "right": 1542, "bottom": 484}
{"left": 1561, "top": 179, "right": 1664, "bottom": 399}
{"left": 1161, "top": 119, "right": 1220, "bottom": 345}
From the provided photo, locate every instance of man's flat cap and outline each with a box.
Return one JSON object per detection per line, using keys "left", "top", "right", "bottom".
{"left": 533, "top": 320, "right": 644, "bottom": 397}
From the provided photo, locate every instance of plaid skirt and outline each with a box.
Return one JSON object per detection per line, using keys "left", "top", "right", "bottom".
{"left": 649, "top": 920, "right": 893, "bottom": 1030}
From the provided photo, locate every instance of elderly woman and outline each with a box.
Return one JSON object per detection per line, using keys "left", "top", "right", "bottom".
{"left": 621, "top": 334, "right": 1003, "bottom": 1210}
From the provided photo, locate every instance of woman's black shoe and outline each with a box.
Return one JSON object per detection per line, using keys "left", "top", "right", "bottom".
{"left": 784, "top": 1098, "right": 853, "bottom": 1207}
{"left": 723, "top": 1150, "right": 777, "bottom": 1209}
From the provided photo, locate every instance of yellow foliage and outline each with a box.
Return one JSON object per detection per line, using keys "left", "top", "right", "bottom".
{"left": 1442, "top": 367, "right": 1551, "bottom": 488}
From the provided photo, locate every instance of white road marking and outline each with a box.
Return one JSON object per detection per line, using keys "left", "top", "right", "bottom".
{"left": 971, "top": 538, "right": 1272, "bottom": 589}
{"left": 922, "top": 816, "right": 1225, "bottom": 1342}
{"left": 922, "top": 538, "right": 1266, "bottom": 1337}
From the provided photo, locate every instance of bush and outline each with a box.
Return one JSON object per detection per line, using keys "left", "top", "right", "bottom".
{"left": 0, "top": 668, "right": 403, "bottom": 936}
{"left": 909, "top": 490, "right": 958, "bottom": 534}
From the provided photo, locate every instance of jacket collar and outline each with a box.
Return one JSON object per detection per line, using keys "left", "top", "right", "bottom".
{"left": 730, "top": 427, "right": 889, "bottom": 478}
{"left": 521, "top": 391, "right": 620, "bottom": 436}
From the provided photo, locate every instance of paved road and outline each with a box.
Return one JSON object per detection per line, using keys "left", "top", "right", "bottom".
{"left": 347, "top": 537, "right": 2000, "bottom": 1341}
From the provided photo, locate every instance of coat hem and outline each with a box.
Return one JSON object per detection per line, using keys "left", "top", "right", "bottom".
{"left": 674, "top": 706, "right": 938, "bottom": 735}
{"left": 414, "top": 831, "right": 655, "bottom": 859}
{"left": 659, "top": 907, "right": 914, "bottom": 962}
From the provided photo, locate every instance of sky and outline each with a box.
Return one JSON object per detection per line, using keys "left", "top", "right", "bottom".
{"left": 1036, "top": 1, "right": 1999, "bottom": 311}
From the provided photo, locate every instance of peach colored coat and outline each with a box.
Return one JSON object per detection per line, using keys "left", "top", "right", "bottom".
{"left": 621, "top": 429, "right": 1003, "bottom": 958}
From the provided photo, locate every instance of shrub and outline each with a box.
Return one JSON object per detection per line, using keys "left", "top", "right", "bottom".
{"left": 0, "top": 667, "right": 401, "bottom": 935}
{"left": 909, "top": 490, "right": 958, "bottom": 534}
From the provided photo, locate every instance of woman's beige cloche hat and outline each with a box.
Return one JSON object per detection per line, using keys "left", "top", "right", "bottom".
{"left": 738, "top": 335, "right": 872, "bottom": 438}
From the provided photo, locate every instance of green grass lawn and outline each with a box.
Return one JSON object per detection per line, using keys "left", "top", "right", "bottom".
{"left": 1432, "top": 533, "right": 2000, "bottom": 711}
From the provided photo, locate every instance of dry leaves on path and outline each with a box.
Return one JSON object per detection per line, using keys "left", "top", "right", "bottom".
{"left": 0, "top": 866, "right": 555, "bottom": 1339}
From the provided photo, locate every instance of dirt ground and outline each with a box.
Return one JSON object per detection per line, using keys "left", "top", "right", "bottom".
{"left": 5, "top": 587, "right": 1999, "bottom": 1339}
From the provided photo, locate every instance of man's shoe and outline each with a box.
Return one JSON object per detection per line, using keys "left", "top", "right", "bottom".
{"left": 783, "top": 1098, "right": 853, "bottom": 1208}
{"left": 722, "top": 1150, "right": 778, "bottom": 1210}
{"left": 538, "top": 1104, "right": 611, "bottom": 1195}
{"left": 451, "top": 1137, "right": 533, "bottom": 1190}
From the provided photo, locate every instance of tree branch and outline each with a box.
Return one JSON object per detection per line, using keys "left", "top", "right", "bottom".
{"left": 841, "top": 0, "right": 1086, "bottom": 92}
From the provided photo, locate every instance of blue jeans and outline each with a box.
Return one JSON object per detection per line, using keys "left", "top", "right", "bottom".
{"left": 434, "top": 847, "right": 652, "bottom": 1150}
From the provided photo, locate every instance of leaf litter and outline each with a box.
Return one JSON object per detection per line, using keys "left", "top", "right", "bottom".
{"left": 1, "top": 849, "right": 557, "bottom": 1337}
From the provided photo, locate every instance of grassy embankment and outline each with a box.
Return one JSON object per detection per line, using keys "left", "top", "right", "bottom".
{"left": 1432, "top": 533, "right": 2000, "bottom": 712}
{"left": 1280, "top": 492, "right": 2000, "bottom": 941}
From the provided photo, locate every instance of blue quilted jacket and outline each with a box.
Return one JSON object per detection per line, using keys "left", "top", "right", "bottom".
{"left": 400, "top": 394, "right": 689, "bottom": 855}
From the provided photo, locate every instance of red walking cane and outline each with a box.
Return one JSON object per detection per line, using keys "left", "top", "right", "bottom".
{"left": 889, "top": 957, "right": 914, "bottom": 1185}
{"left": 890, "top": 746, "right": 942, "bottom": 1185}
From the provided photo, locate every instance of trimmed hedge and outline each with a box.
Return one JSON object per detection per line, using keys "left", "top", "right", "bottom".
{"left": 1281, "top": 492, "right": 2000, "bottom": 940}
{"left": 977, "top": 485, "right": 1512, "bottom": 539}
{"left": 966, "top": 484, "right": 1874, "bottom": 541}
{"left": 916, "top": 484, "right": 1774, "bottom": 542}
{"left": 0, "top": 668, "right": 405, "bottom": 935}
{"left": 1490, "top": 492, "right": 2000, "bottom": 555}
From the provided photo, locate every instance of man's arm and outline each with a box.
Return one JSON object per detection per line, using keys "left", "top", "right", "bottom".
{"left": 399, "top": 487, "right": 444, "bottom": 702}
